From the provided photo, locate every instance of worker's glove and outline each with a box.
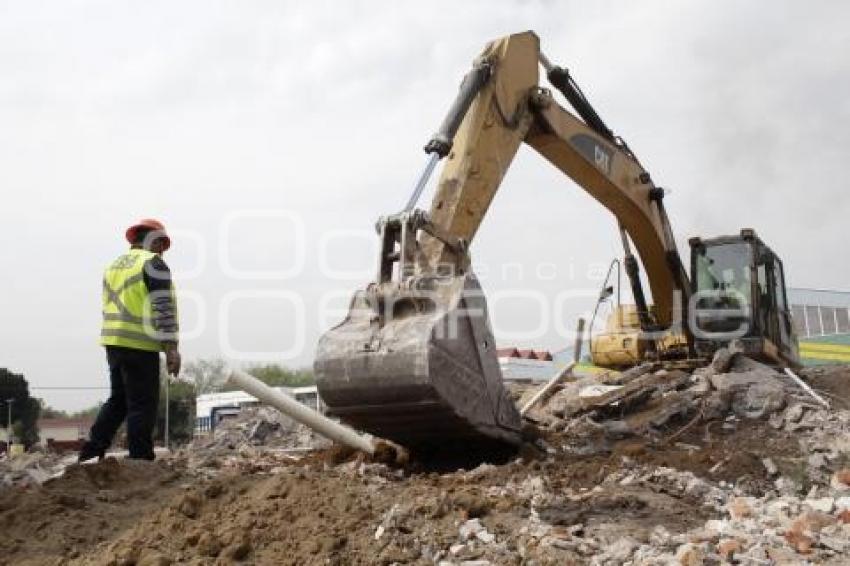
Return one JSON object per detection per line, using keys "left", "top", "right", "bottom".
{"left": 164, "top": 343, "right": 182, "bottom": 376}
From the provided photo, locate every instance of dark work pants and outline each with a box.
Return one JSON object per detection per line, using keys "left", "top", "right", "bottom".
{"left": 85, "top": 346, "right": 160, "bottom": 460}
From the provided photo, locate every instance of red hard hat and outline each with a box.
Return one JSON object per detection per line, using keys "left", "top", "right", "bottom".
{"left": 125, "top": 219, "right": 171, "bottom": 251}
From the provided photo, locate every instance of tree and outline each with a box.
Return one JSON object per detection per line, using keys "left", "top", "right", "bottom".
{"left": 0, "top": 369, "right": 41, "bottom": 448}
{"left": 38, "top": 400, "right": 68, "bottom": 420}
{"left": 244, "top": 364, "right": 315, "bottom": 388}
{"left": 37, "top": 400, "right": 103, "bottom": 421}
{"left": 72, "top": 404, "right": 103, "bottom": 419}
{"left": 182, "top": 358, "right": 228, "bottom": 395}
{"left": 183, "top": 358, "right": 315, "bottom": 393}
{"left": 154, "top": 378, "right": 196, "bottom": 446}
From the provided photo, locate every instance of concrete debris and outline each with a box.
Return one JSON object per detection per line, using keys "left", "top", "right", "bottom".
{"left": 526, "top": 347, "right": 835, "bottom": 448}
{"left": 181, "top": 405, "right": 331, "bottom": 476}
{"left": 458, "top": 518, "right": 495, "bottom": 543}
{"left": 607, "top": 361, "right": 656, "bottom": 385}
{"left": 762, "top": 457, "right": 779, "bottom": 476}
{"left": 832, "top": 469, "right": 850, "bottom": 490}
{"left": 194, "top": 406, "right": 328, "bottom": 452}
{"left": 731, "top": 380, "right": 786, "bottom": 419}
{"left": 805, "top": 496, "right": 836, "bottom": 513}
{"left": 0, "top": 361, "right": 848, "bottom": 564}
{"left": 592, "top": 535, "right": 638, "bottom": 563}
{"left": 710, "top": 346, "right": 737, "bottom": 374}
{"left": 0, "top": 450, "right": 73, "bottom": 487}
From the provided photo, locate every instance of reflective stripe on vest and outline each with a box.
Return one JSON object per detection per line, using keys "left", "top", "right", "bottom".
{"left": 100, "top": 248, "right": 163, "bottom": 352}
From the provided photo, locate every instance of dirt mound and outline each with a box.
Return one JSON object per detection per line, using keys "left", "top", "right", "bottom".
{"left": 803, "top": 364, "right": 850, "bottom": 409}
{"left": 73, "top": 455, "right": 716, "bottom": 565}
{"left": 0, "top": 458, "right": 183, "bottom": 565}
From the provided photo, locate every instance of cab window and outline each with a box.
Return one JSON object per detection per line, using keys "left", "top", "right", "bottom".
{"left": 694, "top": 242, "right": 752, "bottom": 303}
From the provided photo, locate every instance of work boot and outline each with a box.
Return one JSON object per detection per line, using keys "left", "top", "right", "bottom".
{"left": 77, "top": 442, "right": 105, "bottom": 463}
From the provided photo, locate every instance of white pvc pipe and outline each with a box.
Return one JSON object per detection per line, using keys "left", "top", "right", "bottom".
{"left": 783, "top": 367, "right": 830, "bottom": 409}
{"left": 520, "top": 361, "right": 577, "bottom": 416}
{"left": 225, "top": 368, "right": 376, "bottom": 454}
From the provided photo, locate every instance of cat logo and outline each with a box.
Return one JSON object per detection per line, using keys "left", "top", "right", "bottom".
{"left": 594, "top": 145, "right": 611, "bottom": 174}
{"left": 569, "top": 134, "right": 613, "bottom": 176}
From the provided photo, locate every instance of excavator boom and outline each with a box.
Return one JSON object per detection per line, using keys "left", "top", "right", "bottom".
{"left": 420, "top": 32, "right": 689, "bottom": 326}
{"left": 315, "top": 31, "right": 693, "bottom": 452}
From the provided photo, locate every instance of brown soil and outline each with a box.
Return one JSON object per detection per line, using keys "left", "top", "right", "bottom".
{"left": 71, "top": 456, "right": 711, "bottom": 565}
{"left": 0, "top": 458, "right": 184, "bottom": 565}
{"left": 802, "top": 364, "right": 850, "bottom": 409}
{"left": 0, "top": 450, "right": 714, "bottom": 565}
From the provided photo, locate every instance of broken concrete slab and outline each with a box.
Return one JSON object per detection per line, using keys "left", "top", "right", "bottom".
{"left": 709, "top": 368, "right": 782, "bottom": 393}
{"left": 608, "top": 362, "right": 656, "bottom": 385}
{"left": 731, "top": 381, "right": 786, "bottom": 420}
{"left": 710, "top": 347, "right": 737, "bottom": 374}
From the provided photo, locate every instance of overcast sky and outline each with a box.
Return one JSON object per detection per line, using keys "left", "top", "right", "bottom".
{"left": 2, "top": 1, "right": 848, "bottom": 410}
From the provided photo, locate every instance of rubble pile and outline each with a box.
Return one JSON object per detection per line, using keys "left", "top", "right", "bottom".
{"left": 0, "top": 449, "right": 71, "bottom": 487}
{"left": 184, "top": 406, "right": 331, "bottom": 476}
{"left": 433, "top": 455, "right": 850, "bottom": 564}
{"left": 596, "top": 462, "right": 850, "bottom": 564}
{"left": 524, "top": 346, "right": 837, "bottom": 454}
{"left": 0, "top": 360, "right": 847, "bottom": 564}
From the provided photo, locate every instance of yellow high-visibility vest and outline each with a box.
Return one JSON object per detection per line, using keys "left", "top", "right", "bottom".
{"left": 100, "top": 248, "right": 172, "bottom": 352}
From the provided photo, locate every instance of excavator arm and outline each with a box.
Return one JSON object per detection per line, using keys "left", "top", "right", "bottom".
{"left": 315, "top": 31, "right": 692, "bottom": 453}
{"left": 421, "top": 31, "right": 688, "bottom": 327}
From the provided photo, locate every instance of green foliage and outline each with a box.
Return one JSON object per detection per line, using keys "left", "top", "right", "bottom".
{"left": 38, "top": 400, "right": 67, "bottom": 420}
{"left": 0, "top": 369, "right": 40, "bottom": 447}
{"left": 182, "top": 358, "right": 228, "bottom": 395}
{"left": 37, "top": 400, "right": 103, "bottom": 421}
{"left": 71, "top": 404, "right": 102, "bottom": 419}
{"left": 244, "top": 364, "right": 315, "bottom": 388}
{"left": 154, "top": 378, "right": 196, "bottom": 446}
{"left": 183, "top": 358, "right": 315, "bottom": 394}
{"left": 12, "top": 422, "right": 24, "bottom": 443}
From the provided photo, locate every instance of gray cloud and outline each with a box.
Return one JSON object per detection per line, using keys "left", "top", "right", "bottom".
{"left": 1, "top": 1, "right": 847, "bottom": 410}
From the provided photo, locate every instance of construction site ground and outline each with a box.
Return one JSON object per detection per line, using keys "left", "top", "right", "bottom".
{"left": 1, "top": 363, "right": 849, "bottom": 565}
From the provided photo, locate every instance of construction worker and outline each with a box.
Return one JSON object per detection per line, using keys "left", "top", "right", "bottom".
{"left": 79, "top": 219, "right": 181, "bottom": 461}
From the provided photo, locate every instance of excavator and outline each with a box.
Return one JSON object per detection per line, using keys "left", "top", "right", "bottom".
{"left": 314, "top": 31, "right": 799, "bottom": 453}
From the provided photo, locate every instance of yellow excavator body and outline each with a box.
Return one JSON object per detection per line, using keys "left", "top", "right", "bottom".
{"left": 591, "top": 306, "right": 689, "bottom": 368}
{"left": 314, "top": 31, "right": 798, "bottom": 453}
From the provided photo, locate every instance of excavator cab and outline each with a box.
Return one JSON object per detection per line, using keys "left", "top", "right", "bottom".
{"left": 689, "top": 229, "right": 799, "bottom": 367}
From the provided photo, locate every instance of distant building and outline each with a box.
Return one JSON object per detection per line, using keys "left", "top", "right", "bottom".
{"left": 195, "top": 386, "right": 321, "bottom": 435}
{"left": 495, "top": 288, "right": 850, "bottom": 371}
{"left": 788, "top": 288, "right": 850, "bottom": 365}
{"left": 496, "top": 347, "right": 558, "bottom": 381}
{"left": 37, "top": 417, "right": 94, "bottom": 451}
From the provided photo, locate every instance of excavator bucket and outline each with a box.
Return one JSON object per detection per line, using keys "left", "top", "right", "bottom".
{"left": 315, "top": 212, "right": 522, "bottom": 452}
